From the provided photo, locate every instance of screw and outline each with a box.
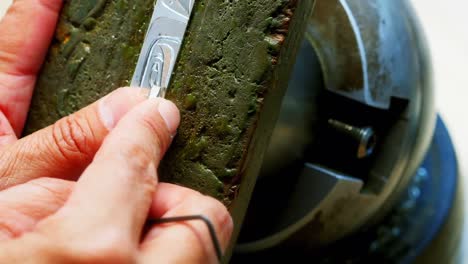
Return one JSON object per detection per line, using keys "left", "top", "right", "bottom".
{"left": 327, "top": 119, "right": 377, "bottom": 159}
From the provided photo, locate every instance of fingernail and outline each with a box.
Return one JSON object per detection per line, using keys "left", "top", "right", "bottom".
{"left": 99, "top": 88, "right": 148, "bottom": 130}
{"left": 158, "top": 99, "right": 180, "bottom": 136}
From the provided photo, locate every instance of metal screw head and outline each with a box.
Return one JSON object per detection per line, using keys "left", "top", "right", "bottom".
{"left": 357, "top": 127, "right": 377, "bottom": 159}
{"left": 328, "top": 119, "right": 377, "bottom": 159}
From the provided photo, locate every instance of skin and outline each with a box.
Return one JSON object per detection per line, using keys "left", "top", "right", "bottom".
{"left": 0, "top": 0, "right": 233, "bottom": 263}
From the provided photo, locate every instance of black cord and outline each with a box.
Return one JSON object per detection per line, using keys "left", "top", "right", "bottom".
{"left": 148, "top": 215, "right": 223, "bottom": 262}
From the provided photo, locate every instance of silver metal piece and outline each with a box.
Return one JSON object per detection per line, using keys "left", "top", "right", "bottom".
{"left": 236, "top": 163, "right": 365, "bottom": 252}
{"left": 307, "top": 0, "right": 416, "bottom": 109}
{"left": 131, "top": 0, "right": 195, "bottom": 98}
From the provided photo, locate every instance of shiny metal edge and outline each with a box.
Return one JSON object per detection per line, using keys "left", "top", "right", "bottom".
{"left": 131, "top": 0, "right": 195, "bottom": 98}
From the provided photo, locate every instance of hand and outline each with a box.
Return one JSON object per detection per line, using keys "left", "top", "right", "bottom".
{"left": 0, "top": 89, "right": 233, "bottom": 263}
{"left": 0, "top": 1, "right": 233, "bottom": 263}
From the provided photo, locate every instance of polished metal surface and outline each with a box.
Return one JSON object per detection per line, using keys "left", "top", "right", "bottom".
{"left": 131, "top": 0, "right": 195, "bottom": 98}
{"left": 308, "top": 0, "right": 415, "bottom": 109}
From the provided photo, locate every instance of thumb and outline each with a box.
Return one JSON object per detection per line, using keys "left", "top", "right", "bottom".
{"left": 0, "top": 87, "right": 148, "bottom": 190}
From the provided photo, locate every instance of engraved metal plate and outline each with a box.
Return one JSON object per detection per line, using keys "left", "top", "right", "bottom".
{"left": 131, "top": 0, "right": 195, "bottom": 98}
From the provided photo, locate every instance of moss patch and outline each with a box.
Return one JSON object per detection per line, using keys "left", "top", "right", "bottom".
{"left": 26, "top": 0, "right": 154, "bottom": 131}
{"left": 160, "top": 0, "right": 298, "bottom": 204}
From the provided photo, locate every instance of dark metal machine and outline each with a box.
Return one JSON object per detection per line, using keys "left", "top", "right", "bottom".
{"left": 232, "top": 0, "right": 462, "bottom": 262}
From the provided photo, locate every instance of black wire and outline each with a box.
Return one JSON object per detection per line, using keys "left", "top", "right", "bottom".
{"left": 148, "top": 215, "right": 223, "bottom": 262}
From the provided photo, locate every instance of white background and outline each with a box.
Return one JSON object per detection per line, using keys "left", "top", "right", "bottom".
{"left": 0, "top": 0, "right": 467, "bottom": 262}
{"left": 410, "top": 1, "right": 468, "bottom": 262}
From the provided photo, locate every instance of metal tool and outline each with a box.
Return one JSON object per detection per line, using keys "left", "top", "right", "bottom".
{"left": 131, "top": 0, "right": 195, "bottom": 98}
{"left": 149, "top": 215, "right": 223, "bottom": 262}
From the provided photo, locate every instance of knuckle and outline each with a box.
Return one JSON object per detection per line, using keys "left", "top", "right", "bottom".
{"left": 113, "top": 139, "right": 158, "bottom": 188}
{"left": 194, "top": 195, "right": 233, "bottom": 246}
{"left": 187, "top": 194, "right": 232, "bottom": 235}
{"left": 51, "top": 115, "right": 93, "bottom": 163}
{"left": 138, "top": 114, "right": 170, "bottom": 153}
{"left": 119, "top": 139, "right": 156, "bottom": 175}
{"left": 198, "top": 195, "right": 230, "bottom": 219}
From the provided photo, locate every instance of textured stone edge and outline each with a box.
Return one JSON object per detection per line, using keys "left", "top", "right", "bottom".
{"left": 224, "top": 0, "right": 315, "bottom": 261}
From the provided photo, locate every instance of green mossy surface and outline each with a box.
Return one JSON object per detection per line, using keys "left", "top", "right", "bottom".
{"left": 26, "top": 0, "right": 299, "bottom": 206}
{"left": 26, "top": 0, "right": 154, "bottom": 131}
{"left": 161, "top": 0, "right": 296, "bottom": 204}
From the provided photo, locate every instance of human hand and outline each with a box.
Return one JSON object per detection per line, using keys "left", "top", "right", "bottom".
{"left": 0, "top": 88, "right": 233, "bottom": 263}
{"left": 0, "top": 1, "right": 233, "bottom": 263}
